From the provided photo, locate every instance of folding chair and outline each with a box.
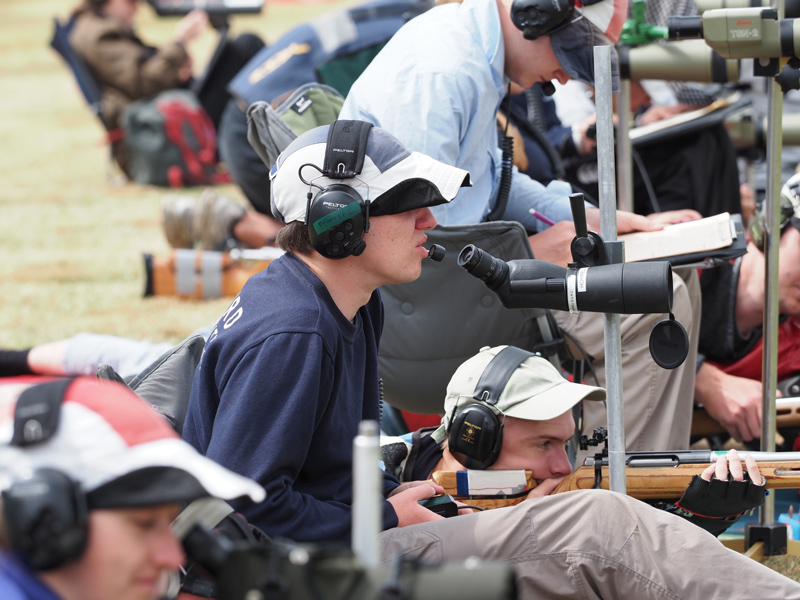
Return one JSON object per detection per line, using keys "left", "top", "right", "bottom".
{"left": 50, "top": 15, "right": 126, "bottom": 182}
{"left": 50, "top": 16, "right": 107, "bottom": 129}
{"left": 378, "top": 221, "right": 565, "bottom": 422}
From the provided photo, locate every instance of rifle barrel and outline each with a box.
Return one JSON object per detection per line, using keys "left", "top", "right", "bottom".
{"left": 584, "top": 450, "right": 800, "bottom": 467}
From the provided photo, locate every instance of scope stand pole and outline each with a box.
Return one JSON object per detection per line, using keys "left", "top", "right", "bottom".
{"left": 760, "top": 4, "right": 783, "bottom": 526}
{"left": 593, "top": 45, "right": 626, "bottom": 494}
{"left": 616, "top": 79, "right": 634, "bottom": 213}
{"left": 352, "top": 420, "right": 381, "bottom": 567}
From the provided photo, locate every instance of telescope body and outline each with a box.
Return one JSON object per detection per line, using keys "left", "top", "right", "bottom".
{"left": 724, "top": 106, "right": 800, "bottom": 148}
{"left": 696, "top": 0, "right": 800, "bottom": 19}
{"left": 620, "top": 39, "right": 739, "bottom": 83}
{"left": 669, "top": 8, "right": 800, "bottom": 60}
{"left": 458, "top": 245, "right": 673, "bottom": 315}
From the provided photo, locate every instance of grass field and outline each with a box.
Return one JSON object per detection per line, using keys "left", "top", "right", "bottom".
{"left": 0, "top": 0, "right": 356, "bottom": 349}
{"left": 3, "top": 0, "right": 800, "bottom": 582}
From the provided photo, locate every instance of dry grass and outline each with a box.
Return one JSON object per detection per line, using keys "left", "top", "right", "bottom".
{"left": 0, "top": 0, "right": 356, "bottom": 349}
{"left": 3, "top": 0, "right": 800, "bottom": 583}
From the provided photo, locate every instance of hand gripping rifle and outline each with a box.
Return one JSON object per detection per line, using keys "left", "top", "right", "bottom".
{"left": 431, "top": 428, "right": 800, "bottom": 509}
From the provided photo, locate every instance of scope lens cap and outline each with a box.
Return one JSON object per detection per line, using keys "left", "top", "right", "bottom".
{"left": 649, "top": 317, "right": 689, "bottom": 370}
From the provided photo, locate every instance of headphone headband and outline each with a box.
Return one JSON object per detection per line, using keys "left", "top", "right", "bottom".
{"left": 323, "top": 120, "right": 373, "bottom": 180}
{"left": 12, "top": 378, "right": 73, "bottom": 447}
{"left": 472, "top": 346, "right": 535, "bottom": 406}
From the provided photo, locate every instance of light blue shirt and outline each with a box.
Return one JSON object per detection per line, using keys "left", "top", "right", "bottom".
{"left": 339, "top": 0, "right": 575, "bottom": 230}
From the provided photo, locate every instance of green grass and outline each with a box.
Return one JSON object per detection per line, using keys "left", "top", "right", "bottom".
{"left": 3, "top": 0, "right": 800, "bottom": 582}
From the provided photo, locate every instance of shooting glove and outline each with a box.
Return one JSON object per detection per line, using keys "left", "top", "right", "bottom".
{"left": 669, "top": 473, "right": 766, "bottom": 537}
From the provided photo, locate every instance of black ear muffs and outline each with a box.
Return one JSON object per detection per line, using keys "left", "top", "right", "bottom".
{"left": 447, "top": 346, "right": 536, "bottom": 470}
{"left": 303, "top": 120, "right": 374, "bottom": 260}
{"left": 2, "top": 378, "right": 89, "bottom": 571}
{"left": 750, "top": 196, "right": 796, "bottom": 251}
{"left": 3, "top": 468, "right": 88, "bottom": 571}
{"left": 448, "top": 403, "right": 504, "bottom": 470}
{"left": 307, "top": 183, "right": 368, "bottom": 259}
{"left": 510, "top": 0, "right": 575, "bottom": 40}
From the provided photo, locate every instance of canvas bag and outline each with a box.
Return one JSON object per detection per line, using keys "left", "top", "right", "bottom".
{"left": 246, "top": 82, "right": 344, "bottom": 170}
{"left": 122, "top": 89, "right": 227, "bottom": 187}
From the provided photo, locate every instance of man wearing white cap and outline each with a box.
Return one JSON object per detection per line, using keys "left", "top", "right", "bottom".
{"left": 185, "top": 123, "right": 800, "bottom": 599}
{"left": 183, "top": 120, "right": 473, "bottom": 543}
{"left": 339, "top": 0, "right": 703, "bottom": 460}
{"left": 382, "top": 345, "right": 765, "bottom": 536}
{"left": 0, "top": 376, "right": 265, "bottom": 600}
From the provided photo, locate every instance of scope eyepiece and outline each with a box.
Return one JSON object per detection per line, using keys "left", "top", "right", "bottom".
{"left": 457, "top": 245, "right": 508, "bottom": 289}
{"left": 667, "top": 15, "right": 703, "bottom": 40}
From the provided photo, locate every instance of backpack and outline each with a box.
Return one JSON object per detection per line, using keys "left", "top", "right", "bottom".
{"left": 122, "top": 89, "right": 230, "bottom": 187}
{"left": 247, "top": 82, "right": 345, "bottom": 171}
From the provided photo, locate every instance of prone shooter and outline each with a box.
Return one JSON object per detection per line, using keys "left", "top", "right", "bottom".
{"left": 382, "top": 345, "right": 769, "bottom": 537}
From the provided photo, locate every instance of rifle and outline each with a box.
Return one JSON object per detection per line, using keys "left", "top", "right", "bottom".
{"left": 431, "top": 452, "right": 800, "bottom": 509}
{"left": 692, "top": 396, "right": 800, "bottom": 438}
{"left": 551, "top": 449, "right": 800, "bottom": 499}
{"left": 431, "top": 428, "right": 800, "bottom": 510}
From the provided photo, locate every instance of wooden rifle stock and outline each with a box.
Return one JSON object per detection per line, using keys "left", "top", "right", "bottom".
{"left": 432, "top": 451, "right": 800, "bottom": 509}
{"left": 692, "top": 396, "right": 800, "bottom": 438}
{"left": 552, "top": 460, "right": 800, "bottom": 499}
{"left": 430, "top": 470, "right": 534, "bottom": 511}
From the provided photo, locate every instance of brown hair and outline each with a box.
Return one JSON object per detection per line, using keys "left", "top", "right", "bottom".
{"left": 276, "top": 221, "right": 314, "bottom": 255}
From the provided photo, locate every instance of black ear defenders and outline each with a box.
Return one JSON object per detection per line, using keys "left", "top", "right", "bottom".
{"left": 300, "top": 120, "right": 374, "bottom": 259}
{"left": 750, "top": 192, "right": 798, "bottom": 252}
{"left": 510, "top": 0, "right": 575, "bottom": 40}
{"left": 447, "top": 346, "right": 535, "bottom": 470}
{"left": 2, "top": 378, "right": 89, "bottom": 571}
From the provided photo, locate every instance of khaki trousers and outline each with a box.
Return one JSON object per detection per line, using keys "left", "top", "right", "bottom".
{"left": 379, "top": 490, "right": 800, "bottom": 600}
{"left": 553, "top": 268, "right": 701, "bottom": 462}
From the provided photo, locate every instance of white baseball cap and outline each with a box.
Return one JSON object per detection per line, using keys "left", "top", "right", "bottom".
{"left": 269, "top": 121, "right": 471, "bottom": 224}
{"left": 0, "top": 377, "right": 265, "bottom": 509}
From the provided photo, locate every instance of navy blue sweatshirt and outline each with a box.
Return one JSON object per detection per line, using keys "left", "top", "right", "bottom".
{"left": 183, "top": 253, "right": 400, "bottom": 543}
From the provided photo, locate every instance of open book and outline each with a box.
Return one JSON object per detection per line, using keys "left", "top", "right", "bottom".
{"left": 619, "top": 212, "right": 745, "bottom": 265}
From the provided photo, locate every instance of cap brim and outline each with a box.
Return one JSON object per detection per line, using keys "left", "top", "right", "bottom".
{"left": 551, "top": 18, "right": 619, "bottom": 93}
{"left": 87, "top": 437, "right": 267, "bottom": 507}
{"left": 502, "top": 379, "right": 606, "bottom": 422}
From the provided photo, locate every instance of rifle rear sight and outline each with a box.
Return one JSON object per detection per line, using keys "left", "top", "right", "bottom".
{"left": 580, "top": 428, "right": 609, "bottom": 490}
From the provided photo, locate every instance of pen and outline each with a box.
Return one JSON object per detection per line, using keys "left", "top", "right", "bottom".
{"left": 529, "top": 209, "right": 555, "bottom": 227}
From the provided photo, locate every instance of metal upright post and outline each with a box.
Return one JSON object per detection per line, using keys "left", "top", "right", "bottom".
{"left": 616, "top": 79, "right": 634, "bottom": 213}
{"left": 352, "top": 420, "right": 380, "bottom": 567}
{"left": 594, "top": 45, "right": 626, "bottom": 494}
{"left": 760, "top": 0, "right": 784, "bottom": 526}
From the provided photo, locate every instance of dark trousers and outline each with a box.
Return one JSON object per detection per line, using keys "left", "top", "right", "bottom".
{"left": 218, "top": 98, "right": 272, "bottom": 215}
{"left": 195, "top": 32, "right": 265, "bottom": 131}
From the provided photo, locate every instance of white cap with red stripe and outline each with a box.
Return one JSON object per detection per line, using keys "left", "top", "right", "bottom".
{"left": 578, "top": 0, "right": 627, "bottom": 44}
{"left": 0, "top": 377, "right": 265, "bottom": 509}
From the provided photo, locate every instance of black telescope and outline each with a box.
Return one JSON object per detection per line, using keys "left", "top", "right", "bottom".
{"left": 457, "top": 245, "right": 673, "bottom": 315}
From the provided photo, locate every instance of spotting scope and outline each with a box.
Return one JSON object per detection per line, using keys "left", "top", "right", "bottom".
{"left": 695, "top": 0, "right": 800, "bottom": 18}
{"left": 457, "top": 245, "right": 673, "bottom": 314}
{"left": 668, "top": 7, "right": 800, "bottom": 60}
{"left": 620, "top": 39, "right": 739, "bottom": 82}
{"left": 724, "top": 102, "right": 800, "bottom": 149}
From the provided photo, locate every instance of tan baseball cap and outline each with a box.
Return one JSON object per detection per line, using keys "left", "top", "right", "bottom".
{"left": 437, "top": 345, "right": 606, "bottom": 436}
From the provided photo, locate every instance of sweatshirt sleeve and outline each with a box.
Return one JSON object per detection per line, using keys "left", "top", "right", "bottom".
{"left": 204, "top": 332, "right": 395, "bottom": 543}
